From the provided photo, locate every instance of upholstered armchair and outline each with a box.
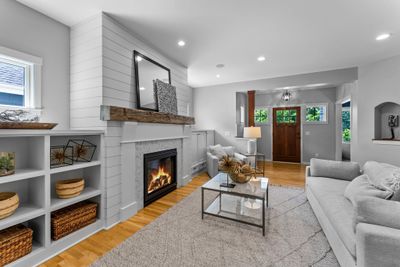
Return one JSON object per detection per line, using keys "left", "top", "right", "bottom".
{"left": 206, "top": 144, "right": 248, "bottom": 178}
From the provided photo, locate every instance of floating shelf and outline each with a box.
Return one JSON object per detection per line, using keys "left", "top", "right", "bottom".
{"left": 50, "top": 161, "right": 101, "bottom": 174}
{"left": 0, "top": 204, "right": 45, "bottom": 231}
{"left": 50, "top": 187, "right": 101, "bottom": 211}
{"left": 0, "top": 169, "right": 45, "bottom": 184}
{"left": 372, "top": 139, "right": 400, "bottom": 146}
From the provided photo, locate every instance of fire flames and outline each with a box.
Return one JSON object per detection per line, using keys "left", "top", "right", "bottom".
{"left": 148, "top": 166, "right": 172, "bottom": 194}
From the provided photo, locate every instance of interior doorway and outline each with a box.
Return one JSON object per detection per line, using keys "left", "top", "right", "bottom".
{"left": 272, "top": 106, "right": 301, "bottom": 162}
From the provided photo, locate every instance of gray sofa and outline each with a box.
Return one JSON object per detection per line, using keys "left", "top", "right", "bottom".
{"left": 206, "top": 145, "right": 248, "bottom": 177}
{"left": 306, "top": 159, "right": 400, "bottom": 267}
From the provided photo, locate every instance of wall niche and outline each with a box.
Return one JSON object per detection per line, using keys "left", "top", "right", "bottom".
{"left": 374, "top": 102, "right": 400, "bottom": 141}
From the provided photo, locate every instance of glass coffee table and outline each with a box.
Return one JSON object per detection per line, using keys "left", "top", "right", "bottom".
{"left": 201, "top": 173, "right": 269, "bottom": 235}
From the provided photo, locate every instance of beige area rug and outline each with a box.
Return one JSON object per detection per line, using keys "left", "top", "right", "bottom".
{"left": 93, "top": 185, "right": 339, "bottom": 267}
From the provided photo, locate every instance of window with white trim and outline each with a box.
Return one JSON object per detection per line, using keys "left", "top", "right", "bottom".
{"left": 305, "top": 104, "right": 328, "bottom": 123}
{"left": 0, "top": 47, "right": 42, "bottom": 110}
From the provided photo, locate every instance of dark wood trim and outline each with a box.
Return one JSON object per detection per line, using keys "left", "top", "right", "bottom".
{"left": 134, "top": 50, "right": 171, "bottom": 112}
{"left": 248, "top": 90, "right": 255, "bottom": 127}
{"left": 101, "top": 105, "right": 195, "bottom": 125}
{"left": 0, "top": 122, "right": 57, "bottom": 129}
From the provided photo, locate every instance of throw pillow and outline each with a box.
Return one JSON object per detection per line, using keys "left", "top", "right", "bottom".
{"left": 344, "top": 174, "right": 392, "bottom": 206}
{"left": 310, "top": 158, "right": 360, "bottom": 181}
{"left": 363, "top": 161, "right": 400, "bottom": 191}
{"left": 209, "top": 144, "right": 227, "bottom": 160}
{"left": 389, "top": 171, "right": 400, "bottom": 201}
{"left": 222, "top": 146, "right": 235, "bottom": 157}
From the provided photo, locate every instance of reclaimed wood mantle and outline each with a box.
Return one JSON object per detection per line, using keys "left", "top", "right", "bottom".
{"left": 100, "top": 105, "right": 195, "bottom": 125}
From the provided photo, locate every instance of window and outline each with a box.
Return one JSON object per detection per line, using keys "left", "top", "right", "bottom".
{"left": 305, "top": 104, "right": 328, "bottom": 123}
{"left": 0, "top": 46, "right": 42, "bottom": 110}
{"left": 0, "top": 60, "right": 28, "bottom": 107}
{"left": 276, "top": 109, "right": 297, "bottom": 123}
{"left": 342, "top": 105, "right": 351, "bottom": 143}
{"left": 254, "top": 108, "right": 268, "bottom": 124}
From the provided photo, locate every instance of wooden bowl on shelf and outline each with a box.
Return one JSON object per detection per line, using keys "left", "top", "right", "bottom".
{"left": 56, "top": 178, "right": 85, "bottom": 199}
{"left": 0, "top": 192, "right": 19, "bottom": 219}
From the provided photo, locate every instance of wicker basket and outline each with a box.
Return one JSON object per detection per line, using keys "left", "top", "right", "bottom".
{"left": 0, "top": 225, "right": 33, "bottom": 266}
{"left": 51, "top": 201, "right": 97, "bottom": 241}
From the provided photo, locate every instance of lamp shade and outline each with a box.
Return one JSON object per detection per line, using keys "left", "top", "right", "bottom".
{"left": 243, "top": 126, "right": 261, "bottom": 139}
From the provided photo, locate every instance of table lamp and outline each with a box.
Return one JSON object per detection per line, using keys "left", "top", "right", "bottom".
{"left": 243, "top": 126, "right": 261, "bottom": 154}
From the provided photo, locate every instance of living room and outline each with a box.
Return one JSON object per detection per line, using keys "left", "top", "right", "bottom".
{"left": 0, "top": 0, "right": 399, "bottom": 266}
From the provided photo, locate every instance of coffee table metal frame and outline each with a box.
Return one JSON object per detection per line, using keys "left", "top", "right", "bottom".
{"left": 201, "top": 175, "right": 269, "bottom": 236}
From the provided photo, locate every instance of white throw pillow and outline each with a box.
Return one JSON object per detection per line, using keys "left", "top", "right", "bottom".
{"left": 209, "top": 144, "right": 227, "bottom": 160}
{"left": 363, "top": 161, "right": 400, "bottom": 191}
{"left": 222, "top": 146, "right": 235, "bottom": 157}
{"left": 344, "top": 174, "right": 393, "bottom": 206}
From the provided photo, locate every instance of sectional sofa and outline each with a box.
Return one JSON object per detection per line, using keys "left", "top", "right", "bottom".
{"left": 306, "top": 159, "right": 400, "bottom": 267}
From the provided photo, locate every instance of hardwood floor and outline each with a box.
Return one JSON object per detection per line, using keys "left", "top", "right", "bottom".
{"left": 41, "top": 162, "right": 305, "bottom": 267}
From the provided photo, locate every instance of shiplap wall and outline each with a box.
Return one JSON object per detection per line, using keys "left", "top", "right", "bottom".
{"left": 102, "top": 14, "right": 192, "bottom": 115}
{"left": 70, "top": 13, "right": 193, "bottom": 227}
{"left": 70, "top": 14, "right": 105, "bottom": 129}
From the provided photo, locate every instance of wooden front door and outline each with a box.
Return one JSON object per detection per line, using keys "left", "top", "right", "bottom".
{"left": 273, "top": 106, "right": 301, "bottom": 162}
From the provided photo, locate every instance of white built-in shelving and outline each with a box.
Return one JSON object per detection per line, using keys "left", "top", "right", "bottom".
{"left": 0, "top": 130, "right": 104, "bottom": 267}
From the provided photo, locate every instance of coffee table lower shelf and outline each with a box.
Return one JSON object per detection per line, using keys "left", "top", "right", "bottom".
{"left": 201, "top": 191, "right": 266, "bottom": 235}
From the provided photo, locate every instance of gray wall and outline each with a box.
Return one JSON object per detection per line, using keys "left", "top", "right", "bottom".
{"left": 254, "top": 88, "right": 337, "bottom": 162}
{"left": 194, "top": 68, "right": 357, "bottom": 156}
{"left": 0, "top": 0, "right": 70, "bottom": 129}
{"left": 352, "top": 55, "right": 400, "bottom": 166}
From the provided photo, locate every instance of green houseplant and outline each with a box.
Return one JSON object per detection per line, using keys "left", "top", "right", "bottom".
{"left": 0, "top": 152, "right": 15, "bottom": 176}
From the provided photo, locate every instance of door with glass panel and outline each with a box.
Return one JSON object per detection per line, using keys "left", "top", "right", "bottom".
{"left": 273, "top": 107, "right": 301, "bottom": 162}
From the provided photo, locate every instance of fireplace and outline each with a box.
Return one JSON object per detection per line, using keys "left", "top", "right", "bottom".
{"left": 143, "top": 149, "right": 177, "bottom": 206}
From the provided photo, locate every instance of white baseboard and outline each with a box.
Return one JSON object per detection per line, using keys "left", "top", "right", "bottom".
{"left": 120, "top": 201, "right": 138, "bottom": 221}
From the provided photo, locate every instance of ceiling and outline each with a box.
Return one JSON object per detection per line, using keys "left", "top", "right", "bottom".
{"left": 17, "top": 0, "right": 400, "bottom": 88}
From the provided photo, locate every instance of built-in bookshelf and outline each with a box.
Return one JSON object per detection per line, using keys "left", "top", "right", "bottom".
{"left": 0, "top": 130, "right": 103, "bottom": 267}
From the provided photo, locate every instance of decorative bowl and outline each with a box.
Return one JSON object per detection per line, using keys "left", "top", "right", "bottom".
{"left": 0, "top": 192, "right": 19, "bottom": 219}
{"left": 56, "top": 178, "right": 85, "bottom": 199}
{"left": 228, "top": 170, "right": 254, "bottom": 183}
{"left": 0, "top": 152, "right": 15, "bottom": 177}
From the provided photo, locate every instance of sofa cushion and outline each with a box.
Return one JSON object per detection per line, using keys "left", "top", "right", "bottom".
{"left": 354, "top": 196, "right": 400, "bottom": 231}
{"left": 209, "top": 144, "right": 227, "bottom": 160}
{"left": 310, "top": 158, "right": 360, "bottom": 181}
{"left": 363, "top": 161, "right": 400, "bottom": 191}
{"left": 344, "top": 174, "right": 392, "bottom": 205}
{"left": 307, "top": 176, "right": 356, "bottom": 257}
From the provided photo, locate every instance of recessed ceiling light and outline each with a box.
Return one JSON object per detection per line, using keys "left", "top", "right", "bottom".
{"left": 257, "top": 56, "right": 266, "bottom": 62}
{"left": 140, "top": 87, "right": 146, "bottom": 91}
{"left": 216, "top": 74, "right": 220, "bottom": 78}
{"left": 216, "top": 64, "right": 225, "bottom": 68}
{"left": 178, "top": 40, "right": 186, "bottom": 46}
{"left": 136, "top": 56, "right": 142, "bottom": 62}
{"left": 376, "top": 33, "right": 391, "bottom": 41}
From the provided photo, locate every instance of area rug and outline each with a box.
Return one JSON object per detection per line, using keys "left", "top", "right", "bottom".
{"left": 92, "top": 185, "right": 339, "bottom": 267}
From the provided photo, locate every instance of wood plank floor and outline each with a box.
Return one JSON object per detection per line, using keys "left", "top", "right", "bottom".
{"left": 41, "top": 162, "right": 305, "bottom": 267}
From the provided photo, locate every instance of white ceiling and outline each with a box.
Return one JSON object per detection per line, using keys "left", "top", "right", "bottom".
{"left": 17, "top": 0, "right": 400, "bottom": 88}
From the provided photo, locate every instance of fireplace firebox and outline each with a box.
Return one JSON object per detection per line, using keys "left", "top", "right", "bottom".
{"left": 143, "top": 149, "right": 177, "bottom": 206}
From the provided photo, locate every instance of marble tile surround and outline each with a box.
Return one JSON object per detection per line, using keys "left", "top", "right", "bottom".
{"left": 135, "top": 139, "right": 183, "bottom": 209}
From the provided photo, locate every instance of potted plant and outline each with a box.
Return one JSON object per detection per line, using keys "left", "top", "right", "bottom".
{"left": 0, "top": 152, "right": 15, "bottom": 176}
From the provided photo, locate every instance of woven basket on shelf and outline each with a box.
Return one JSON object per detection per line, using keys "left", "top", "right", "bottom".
{"left": 0, "top": 192, "right": 19, "bottom": 219}
{"left": 55, "top": 178, "right": 84, "bottom": 199}
{"left": 0, "top": 224, "right": 33, "bottom": 266}
{"left": 51, "top": 201, "right": 97, "bottom": 241}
